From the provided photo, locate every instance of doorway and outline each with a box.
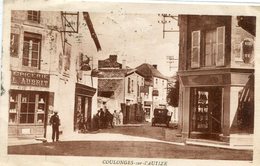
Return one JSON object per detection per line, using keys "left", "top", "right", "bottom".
{"left": 190, "top": 87, "right": 222, "bottom": 140}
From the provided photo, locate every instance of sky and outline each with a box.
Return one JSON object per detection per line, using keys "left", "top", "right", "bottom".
{"left": 79, "top": 11, "right": 179, "bottom": 77}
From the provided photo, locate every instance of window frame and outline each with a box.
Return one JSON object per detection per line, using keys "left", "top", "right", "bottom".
{"left": 27, "top": 11, "right": 41, "bottom": 23}
{"left": 22, "top": 32, "right": 42, "bottom": 69}
{"left": 191, "top": 26, "right": 225, "bottom": 68}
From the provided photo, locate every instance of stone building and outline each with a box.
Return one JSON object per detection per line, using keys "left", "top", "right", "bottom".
{"left": 178, "top": 15, "right": 255, "bottom": 146}
{"left": 136, "top": 63, "right": 168, "bottom": 122}
{"left": 8, "top": 10, "right": 99, "bottom": 139}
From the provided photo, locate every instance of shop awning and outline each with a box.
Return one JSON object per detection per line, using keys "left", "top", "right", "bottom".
{"left": 75, "top": 83, "right": 96, "bottom": 97}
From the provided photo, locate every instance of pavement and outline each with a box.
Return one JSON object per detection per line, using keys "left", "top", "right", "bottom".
{"left": 7, "top": 124, "right": 253, "bottom": 150}
{"left": 8, "top": 130, "right": 185, "bottom": 146}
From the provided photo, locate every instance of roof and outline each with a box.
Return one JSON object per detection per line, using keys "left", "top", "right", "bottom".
{"left": 98, "top": 59, "right": 122, "bottom": 69}
{"left": 135, "top": 63, "right": 168, "bottom": 80}
{"left": 98, "top": 69, "right": 132, "bottom": 78}
{"left": 125, "top": 69, "right": 146, "bottom": 77}
{"left": 98, "top": 79, "right": 123, "bottom": 91}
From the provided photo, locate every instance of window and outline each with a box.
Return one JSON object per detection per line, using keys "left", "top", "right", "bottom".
{"left": 137, "top": 81, "right": 139, "bottom": 97}
{"left": 9, "top": 91, "right": 47, "bottom": 124}
{"left": 22, "top": 32, "right": 41, "bottom": 68}
{"left": 191, "top": 31, "right": 200, "bottom": 68}
{"left": 20, "top": 93, "right": 36, "bottom": 123}
{"left": 191, "top": 26, "right": 225, "bottom": 68}
{"left": 27, "top": 11, "right": 40, "bottom": 23}
{"left": 131, "top": 80, "right": 134, "bottom": 93}
{"left": 128, "top": 78, "right": 131, "bottom": 93}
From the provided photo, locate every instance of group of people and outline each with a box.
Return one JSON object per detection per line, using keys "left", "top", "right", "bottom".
{"left": 48, "top": 108, "right": 125, "bottom": 142}
{"left": 112, "top": 110, "right": 123, "bottom": 126}
{"left": 93, "top": 108, "right": 123, "bottom": 130}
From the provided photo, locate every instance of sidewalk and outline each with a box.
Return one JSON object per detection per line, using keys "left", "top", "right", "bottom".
{"left": 8, "top": 132, "right": 185, "bottom": 146}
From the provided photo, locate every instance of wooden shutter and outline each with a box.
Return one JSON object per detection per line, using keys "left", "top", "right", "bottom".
{"left": 191, "top": 31, "right": 200, "bottom": 68}
{"left": 10, "top": 33, "right": 19, "bottom": 57}
{"left": 216, "top": 26, "right": 225, "bottom": 66}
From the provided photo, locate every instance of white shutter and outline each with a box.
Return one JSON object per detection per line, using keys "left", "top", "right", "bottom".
{"left": 216, "top": 26, "right": 225, "bottom": 66}
{"left": 191, "top": 31, "right": 200, "bottom": 68}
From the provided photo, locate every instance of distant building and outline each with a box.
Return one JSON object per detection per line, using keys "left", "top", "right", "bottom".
{"left": 124, "top": 69, "right": 145, "bottom": 123}
{"left": 136, "top": 63, "right": 168, "bottom": 122}
{"left": 98, "top": 54, "right": 122, "bottom": 69}
{"left": 98, "top": 55, "right": 146, "bottom": 123}
{"left": 178, "top": 15, "right": 255, "bottom": 146}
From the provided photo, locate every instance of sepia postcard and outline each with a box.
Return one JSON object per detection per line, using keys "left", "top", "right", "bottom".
{"left": 0, "top": 0, "right": 260, "bottom": 166}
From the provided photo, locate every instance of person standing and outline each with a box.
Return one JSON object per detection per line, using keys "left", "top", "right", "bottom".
{"left": 119, "top": 110, "right": 123, "bottom": 125}
{"left": 50, "top": 111, "right": 60, "bottom": 142}
{"left": 113, "top": 110, "right": 118, "bottom": 126}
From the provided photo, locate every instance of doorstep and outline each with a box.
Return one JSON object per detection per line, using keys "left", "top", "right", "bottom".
{"left": 186, "top": 138, "right": 253, "bottom": 150}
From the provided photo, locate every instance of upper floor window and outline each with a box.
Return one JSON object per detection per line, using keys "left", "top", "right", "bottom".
{"left": 27, "top": 11, "right": 40, "bottom": 23}
{"left": 191, "top": 26, "right": 225, "bottom": 68}
{"left": 127, "top": 78, "right": 131, "bottom": 93}
{"left": 131, "top": 80, "right": 134, "bottom": 93}
{"left": 22, "top": 32, "right": 42, "bottom": 68}
{"left": 156, "top": 79, "right": 158, "bottom": 85}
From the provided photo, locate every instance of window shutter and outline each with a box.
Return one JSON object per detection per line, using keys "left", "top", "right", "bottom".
{"left": 216, "top": 26, "right": 225, "bottom": 66}
{"left": 10, "top": 33, "right": 19, "bottom": 57}
{"left": 191, "top": 31, "right": 200, "bottom": 68}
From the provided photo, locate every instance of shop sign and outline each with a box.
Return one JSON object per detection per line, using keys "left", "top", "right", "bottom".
{"left": 11, "top": 71, "right": 50, "bottom": 87}
{"left": 242, "top": 39, "right": 254, "bottom": 63}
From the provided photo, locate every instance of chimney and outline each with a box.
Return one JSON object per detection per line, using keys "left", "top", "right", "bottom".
{"left": 152, "top": 64, "right": 157, "bottom": 69}
{"left": 109, "top": 55, "right": 117, "bottom": 62}
{"left": 122, "top": 59, "right": 126, "bottom": 69}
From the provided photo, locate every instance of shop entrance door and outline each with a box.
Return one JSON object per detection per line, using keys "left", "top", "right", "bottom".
{"left": 190, "top": 87, "right": 222, "bottom": 140}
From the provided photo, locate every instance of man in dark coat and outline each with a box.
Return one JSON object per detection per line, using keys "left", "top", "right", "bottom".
{"left": 50, "top": 111, "right": 60, "bottom": 142}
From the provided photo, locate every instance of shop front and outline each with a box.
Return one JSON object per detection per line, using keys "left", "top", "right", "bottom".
{"left": 8, "top": 70, "right": 52, "bottom": 138}
{"left": 179, "top": 71, "right": 254, "bottom": 142}
{"left": 190, "top": 87, "right": 222, "bottom": 140}
{"left": 74, "top": 83, "right": 96, "bottom": 131}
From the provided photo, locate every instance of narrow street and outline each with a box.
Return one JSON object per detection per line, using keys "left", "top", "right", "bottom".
{"left": 8, "top": 124, "right": 253, "bottom": 160}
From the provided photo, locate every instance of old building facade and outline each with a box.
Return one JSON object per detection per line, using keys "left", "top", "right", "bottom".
{"left": 8, "top": 10, "right": 98, "bottom": 138}
{"left": 136, "top": 64, "right": 168, "bottom": 122}
{"left": 178, "top": 15, "right": 255, "bottom": 145}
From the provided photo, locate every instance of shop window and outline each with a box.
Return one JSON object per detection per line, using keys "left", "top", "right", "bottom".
{"left": 22, "top": 32, "right": 42, "bottom": 68}
{"left": 9, "top": 92, "right": 19, "bottom": 124}
{"left": 9, "top": 91, "right": 47, "bottom": 124}
{"left": 191, "top": 26, "right": 225, "bottom": 68}
{"left": 37, "top": 94, "right": 46, "bottom": 124}
{"left": 27, "top": 11, "right": 40, "bottom": 23}
{"left": 191, "top": 88, "right": 209, "bottom": 132}
{"left": 20, "top": 93, "right": 36, "bottom": 123}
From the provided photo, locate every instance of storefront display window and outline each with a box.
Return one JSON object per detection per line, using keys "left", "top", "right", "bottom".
{"left": 9, "top": 91, "right": 47, "bottom": 124}
{"left": 191, "top": 88, "right": 209, "bottom": 132}
{"left": 9, "top": 92, "right": 19, "bottom": 123}
{"left": 191, "top": 87, "right": 222, "bottom": 135}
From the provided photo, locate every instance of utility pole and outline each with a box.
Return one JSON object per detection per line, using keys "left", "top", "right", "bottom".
{"left": 158, "top": 14, "right": 178, "bottom": 39}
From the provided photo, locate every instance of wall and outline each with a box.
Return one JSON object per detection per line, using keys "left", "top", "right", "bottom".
{"left": 9, "top": 11, "right": 99, "bottom": 138}
{"left": 125, "top": 72, "right": 144, "bottom": 103}
{"left": 230, "top": 16, "right": 255, "bottom": 69}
